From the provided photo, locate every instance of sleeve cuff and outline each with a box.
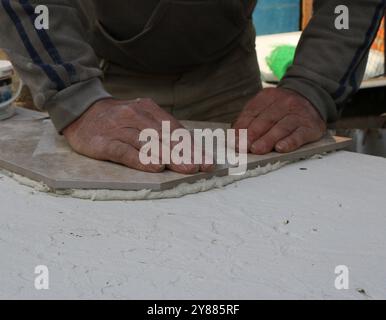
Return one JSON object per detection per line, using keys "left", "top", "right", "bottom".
{"left": 278, "top": 77, "right": 338, "bottom": 122}
{"left": 44, "top": 78, "right": 112, "bottom": 132}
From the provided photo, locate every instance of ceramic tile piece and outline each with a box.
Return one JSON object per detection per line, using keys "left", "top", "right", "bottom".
{"left": 0, "top": 114, "right": 352, "bottom": 191}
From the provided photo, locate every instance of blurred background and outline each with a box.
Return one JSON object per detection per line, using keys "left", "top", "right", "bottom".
{"left": 252, "top": 0, "right": 386, "bottom": 156}
{"left": 253, "top": 0, "right": 301, "bottom": 35}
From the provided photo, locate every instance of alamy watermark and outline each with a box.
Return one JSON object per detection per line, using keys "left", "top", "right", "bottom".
{"left": 32, "top": 4, "right": 351, "bottom": 34}
{"left": 34, "top": 265, "right": 49, "bottom": 290}
{"left": 334, "top": 265, "right": 349, "bottom": 290}
{"left": 139, "top": 122, "right": 248, "bottom": 175}
{"left": 335, "top": 5, "right": 350, "bottom": 30}
{"left": 34, "top": 5, "right": 49, "bottom": 30}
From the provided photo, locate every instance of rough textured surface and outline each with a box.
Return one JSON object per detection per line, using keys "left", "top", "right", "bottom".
{"left": 0, "top": 151, "right": 385, "bottom": 299}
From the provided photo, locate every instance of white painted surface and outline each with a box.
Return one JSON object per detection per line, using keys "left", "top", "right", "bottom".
{"left": 255, "top": 33, "right": 385, "bottom": 87}
{"left": 0, "top": 151, "right": 385, "bottom": 300}
{"left": 255, "top": 32, "right": 301, "bottom": 82}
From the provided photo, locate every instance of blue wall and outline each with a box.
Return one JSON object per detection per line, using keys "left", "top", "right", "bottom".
{"left": 253, "top": 0, "right": 300, "bottom": 35}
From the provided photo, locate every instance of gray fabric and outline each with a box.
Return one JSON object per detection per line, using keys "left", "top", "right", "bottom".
{"left": 0, "top": 0, "right": 384, "bottom": 132}
{"left": 279, "top": 0, "right": 385, "bottom": 121}
{"left": 102, "top": 26, "right": 261, "bottom": 123}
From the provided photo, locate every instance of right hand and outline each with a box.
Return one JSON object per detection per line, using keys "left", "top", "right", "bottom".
{"left": 63, "top": 98, "right": 213, "bottom": 174}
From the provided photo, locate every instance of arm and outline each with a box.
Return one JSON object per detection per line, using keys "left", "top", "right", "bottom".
{"left": 0, "top": 0, "right": 209, "bottom": 174}
{"left": 0, "top": 0, "right": 111, "bottom": 132}
{"left": 234, "top": 0, "right": 385, "bottom": 155}
{"left": 279, "top": 0, "right": 386, "bottom": 121}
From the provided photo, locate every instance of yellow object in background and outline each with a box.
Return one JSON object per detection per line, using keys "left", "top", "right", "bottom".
{"left": 371, "top": 18, "right": 384, "bottom": 53}
{"left": 365, "top": 18, "right": 385, "bottom": 80}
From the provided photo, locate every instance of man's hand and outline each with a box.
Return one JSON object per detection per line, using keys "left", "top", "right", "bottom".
{"left": 63, "top": 98, "right": 213, "bottom": 174}
{"left": 233, "top": 88, "right": 327, "bottom": 154}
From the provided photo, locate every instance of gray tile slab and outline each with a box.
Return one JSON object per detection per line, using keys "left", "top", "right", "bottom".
{"left": 0, "top": 115, "right": 352, "bottom": 191}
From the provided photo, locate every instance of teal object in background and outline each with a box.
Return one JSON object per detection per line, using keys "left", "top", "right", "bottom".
{"left": 253, "top": 0, "right": 300, "bottom": 35}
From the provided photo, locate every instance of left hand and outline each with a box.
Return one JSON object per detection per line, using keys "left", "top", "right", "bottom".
{"left": 233, "top": 88, "right": 327, "bottom": 154}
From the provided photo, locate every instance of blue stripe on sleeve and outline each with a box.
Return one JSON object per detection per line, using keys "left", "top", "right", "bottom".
{"left": 1, "top": 0, "right": 66, "bottom": 90}
{"left": 332, "top": 1, "right": 386, "bottom": 100}
{"left": 19, "top": 0, "right": 77, "bottom": 81}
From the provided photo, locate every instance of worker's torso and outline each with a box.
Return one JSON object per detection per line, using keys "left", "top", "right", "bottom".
{"left": 83, "top": 0, "right": 257, "bottom": 73}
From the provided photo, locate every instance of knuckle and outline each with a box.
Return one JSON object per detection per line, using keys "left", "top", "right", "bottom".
{"left": 319, "top": 120, "right": 327, "bottom": 132}
{"left": 296, "top": 127, "right": 309, "bottom": 139}
{"left": 287, "top": 137, "right": 299, "bottom": 149}
{"left": 248, "top": 127, "right": 261, "bottom": 140}
{"left": 258, "top": 118, "right": 276, "bottom": 129}
{"left": 303, "top": 118, "right": 315, "bottom": 128}
{"left": 276, "top": 124, "right": 293, "bottom": 136}
{"left": 86, "top": 136, "right": 109, "bottom": 156}
{"left": 141, "top": 97, "right": 154, "bottom": 104}
{"left": 123, "top": 105, "right": 138, "bottom": 118}
{"left": 286, "top": 95, "right": 297, "bottom": 105}
{"left": 139, "top": 98, "right": 156, "bottom": 108}
{"left": 259, "top": 142, "right": 272, "bottom": 153}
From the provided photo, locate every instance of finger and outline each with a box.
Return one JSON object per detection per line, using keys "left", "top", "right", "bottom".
{"left": 167, "top": 163, "right": 199, "bottom": 174}
{"left": 233, "top": 89, "right": 279, "bottom": 130}
{"left": 125, "top": 111, "right": 197, "bottom": 173}
{"left": 104, "top": 140, "right": 165, "bottom": 173}
{"left": 114, "top": 102, "right": 164, "bottom": 136}
{"left": 199, "top": 147, "right": 216, "bottom": 172}
{"left": 128, "top": 112, "right": 170, "bottom": 166}
{"left": 199, "top": 153, "right": 216, "bottom": 172}
{"left": 275, "top": 126, "right": 324, "bottom": 153}
{"left": 189, "top": 136, "right": 216, "bottom": 173}
{"left": 134, "top": 100, "right": 199, "bottom": 172}
{"left": 199, "top": 163, "right": 216, "bottom": 172}
{"left": 135, "top": 98, "right": 183, "bottom": 131}
{"left": 112, "top": 128, "right": 144, "bottom": 150}
{"left": 250, "top": 116, "right": 299, "bottom": 154}
{"left": 162, "top": 125, "right": 202, "bottom": 174}
{"left": 115, "top": 128, "right": 165, "bottom": 167}
{"left": 167, "top": 136, "right": 200, "bottom": 174}
{"left": 126, "top": 107, "right": 186, "bottom": 170}
{"left": 121, "top": 100, "right": 205, "bottom": 173}
{"left": 134, "top": 111, "right": 164, "bottom": 135}
{"left": 150, "top": 110, "right": 201, "bottom": 173}
{"left": 243, "top": 105, "right": 289, "bottom": 151}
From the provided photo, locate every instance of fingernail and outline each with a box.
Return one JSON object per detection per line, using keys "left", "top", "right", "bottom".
{"left": 182, "top": 164, "right": 200, "bottom": 174}
{"left": 251, "top": 141, "right": 266, "bottom": 154}
{"left": 200, "top": 164, "right": 215, "bottom": 173}
{"left": 147, "top": 164, "right": 165, "bottom": 173}
{"left": 276, "top": 141, "right": 288, "bottom": 152}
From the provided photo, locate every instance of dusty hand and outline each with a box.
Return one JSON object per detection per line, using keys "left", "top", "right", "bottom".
{"left": 63, "top": 98, "right": 212, "bottom": 174}
{"left": 233, "top": 88, "right": 327, "bottom": 154}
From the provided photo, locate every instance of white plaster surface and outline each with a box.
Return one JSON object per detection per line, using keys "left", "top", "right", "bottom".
{"left": 0, "top": 151, "right": 386, "bottom": 300}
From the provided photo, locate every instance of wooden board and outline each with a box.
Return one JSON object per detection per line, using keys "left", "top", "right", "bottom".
{"left": 302, "top": 0, "right": 313, "bottom": 30}
{"left": 360, "top": 76, "right": 386, "bottom": 89}
{"left": 0, "top": 108, "right": 352, "bottom": 191}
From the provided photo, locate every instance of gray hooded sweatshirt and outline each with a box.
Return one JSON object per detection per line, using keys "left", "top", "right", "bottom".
{"left": 0, "top": 0, "right": 385, "bottom": 131}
